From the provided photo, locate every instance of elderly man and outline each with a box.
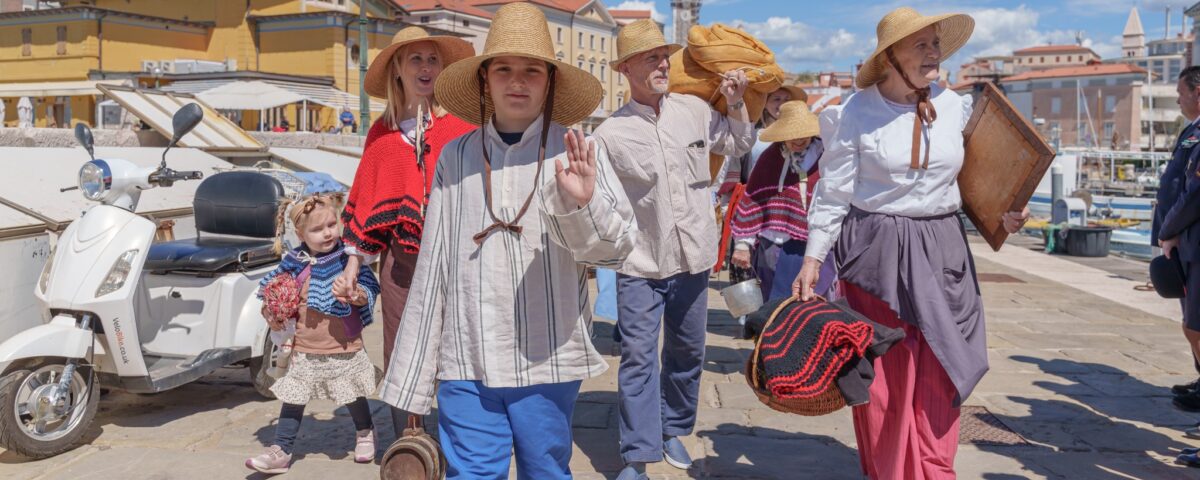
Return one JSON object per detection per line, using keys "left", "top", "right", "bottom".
{"left": 591, "top": 19, "right": 752, "bottom": 480}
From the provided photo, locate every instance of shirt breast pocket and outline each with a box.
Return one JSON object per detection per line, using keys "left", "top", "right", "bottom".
{"left": 684, "top": 145, "right": 712, "bottom": 187}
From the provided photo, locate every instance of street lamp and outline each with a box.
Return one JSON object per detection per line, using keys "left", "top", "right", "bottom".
{"left": 358, "top": 1, "right": 369, "bottom": 136}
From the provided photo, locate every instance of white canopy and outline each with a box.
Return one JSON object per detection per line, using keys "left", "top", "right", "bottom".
{"left": 0, "top": 80, "right": 125, "bottom": 98}
{"left": 269, "top": 147, "right": 360, "bottom": 187}
{"left": 197, "top": 81, "right": 306, "bottom": 111}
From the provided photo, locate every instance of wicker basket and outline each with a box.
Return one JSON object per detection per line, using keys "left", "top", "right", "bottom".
{"left": 744, "top": 296, "right": 848, "bottom": 416}
{"left": 380, "top": 416, "right": 445, "bottom": 480}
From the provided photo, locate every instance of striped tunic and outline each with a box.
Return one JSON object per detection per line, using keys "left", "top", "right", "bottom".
{"left": 379, "top": 116, "right": 637, "bottom": 414}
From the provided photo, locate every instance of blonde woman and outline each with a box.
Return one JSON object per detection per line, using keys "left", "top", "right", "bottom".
{"left": 334, "top": 26, "right": 474, "bottom": 439}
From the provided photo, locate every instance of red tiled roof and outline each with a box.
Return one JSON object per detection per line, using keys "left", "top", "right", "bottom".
{"left": 403, "top": 0, "right": 494, "bottom": 18}
{"left": 1013, "top": 44, "right": 1096, "bottom": 55}
{"left": 469, "top": 0, "right": 591, "bottom": 14}
{"left": 1002, "top": 63, "right": 1147, "bottom": 82}
{"left": 609, "top": 9, "right": 651, "bottom": 19}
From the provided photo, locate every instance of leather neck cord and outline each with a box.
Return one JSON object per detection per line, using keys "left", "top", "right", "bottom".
{"left": 473, "top": 68, "right": 557, "bottom": 245}
{"left": 884, "top": 48, "right": 936, "bottom": 170}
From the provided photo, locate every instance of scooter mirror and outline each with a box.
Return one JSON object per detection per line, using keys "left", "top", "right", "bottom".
{"left": 74, "top": 123, "right": 95, "bottom": 161}
{"left": 161, "top": 103, "right": 203, "bottom": 169}
{"left": 170, "top": 103, "right": 204, "bottom": 147}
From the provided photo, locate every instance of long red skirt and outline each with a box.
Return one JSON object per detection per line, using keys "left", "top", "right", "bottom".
{"left": 844, "top": 282, "right": 960, "bottom": 480}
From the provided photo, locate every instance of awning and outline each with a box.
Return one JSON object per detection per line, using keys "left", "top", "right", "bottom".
{"left": 162, "top": 79, "right": 385, "bottom": 112}
{"left": 196, "top": 81, "right": 306, "bottom": 111}
{"left": 269, "top": 147, "right": 360, "bottom": 187}
{"left": 0, "top": 202, "right": 44, "bottom": 239}
{"left": 98, "top": 85, "right": 265, "bottom": 151}
{"left": 0, "top": 80, "right": 127, "bottom": 98}
{"left": 0, "top": 147, "right": 236, "bottom": 230}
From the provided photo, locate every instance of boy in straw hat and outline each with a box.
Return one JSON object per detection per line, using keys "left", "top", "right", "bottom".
{"left": 592, "top": 18, "right": 753, "bottom": 479}
{"left": 377, "top": 4, "right": 636, "bottom": 478}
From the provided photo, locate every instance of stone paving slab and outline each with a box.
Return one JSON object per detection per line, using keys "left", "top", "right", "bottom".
{"left": 2, "top": 236, "right": 1200, "bottom": 478}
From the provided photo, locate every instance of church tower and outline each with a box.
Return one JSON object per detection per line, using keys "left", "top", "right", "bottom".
{"left": 1123, "top": 6, "right": 1145, "bottom": 58}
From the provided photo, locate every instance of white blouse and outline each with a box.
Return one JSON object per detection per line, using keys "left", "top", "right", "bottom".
{"left": 805, "top": 84, "right": 973, "bottom": 261}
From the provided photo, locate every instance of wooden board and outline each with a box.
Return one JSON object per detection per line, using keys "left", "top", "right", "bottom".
{"left": 961, "top": 82, "right": 1056, "bottom": 251}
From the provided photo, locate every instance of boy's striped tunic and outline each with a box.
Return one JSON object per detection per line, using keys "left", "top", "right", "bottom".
{"left": 379, "top": 117, "right": 637, "bottom": 414}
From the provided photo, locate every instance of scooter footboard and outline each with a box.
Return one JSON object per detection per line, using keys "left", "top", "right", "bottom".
{"left": 0, "top": 316, "right": 91, "bottom": 370}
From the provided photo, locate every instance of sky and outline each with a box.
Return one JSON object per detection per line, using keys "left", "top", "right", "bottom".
{"left": 610, "top": 0, "right": 1199, "bottom": 74}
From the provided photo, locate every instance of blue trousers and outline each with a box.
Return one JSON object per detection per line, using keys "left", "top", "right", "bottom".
{"left": 615, "top": 271, "right": 708, "bottom": 463}
{"left": 437, "top": 380, "right": 581, "bottom": 480}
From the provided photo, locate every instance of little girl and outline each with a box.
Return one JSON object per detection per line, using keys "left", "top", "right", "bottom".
{"left": 246, "top": 192, "right": 381, "bottom": 475}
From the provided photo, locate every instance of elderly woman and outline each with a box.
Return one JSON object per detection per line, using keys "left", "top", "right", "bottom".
{"left": 729, "top": 101, "right": 833, "bottom": 303}
{"left": 334, "top": 26, "right": 475, "bottom": 439}
{"left": 795, "top": 8, "right": 1028, "bottom": 479}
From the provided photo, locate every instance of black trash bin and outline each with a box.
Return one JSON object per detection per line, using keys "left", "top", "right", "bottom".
{"left": 1065, "top": 226, "right": 1112, "bottom": 257}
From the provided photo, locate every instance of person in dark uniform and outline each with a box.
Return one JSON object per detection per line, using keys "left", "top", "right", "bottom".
{"left": 1160, "top": 66, "right": 1200, "bottom": 412}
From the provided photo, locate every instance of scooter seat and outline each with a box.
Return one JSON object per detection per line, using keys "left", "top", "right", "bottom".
{"left": 145, "top": 237, "right": 278, "bottom": 273}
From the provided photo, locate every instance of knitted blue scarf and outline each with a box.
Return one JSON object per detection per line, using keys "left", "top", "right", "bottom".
{"left": 258, "top": 241, "right": 379, "bottom": 327}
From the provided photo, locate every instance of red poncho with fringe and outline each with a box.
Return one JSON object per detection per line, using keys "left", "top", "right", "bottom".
{"left": 342, "top": 114, "right": 475, "bottom": 256}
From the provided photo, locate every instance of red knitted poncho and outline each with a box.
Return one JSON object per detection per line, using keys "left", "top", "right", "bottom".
{"left": 342, "top": 114, "right": 475, "bottom": 255}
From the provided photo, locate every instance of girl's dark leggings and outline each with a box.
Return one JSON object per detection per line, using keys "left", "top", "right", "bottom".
{"left": 273, "top": 397, "right": 373, "bottom": 454}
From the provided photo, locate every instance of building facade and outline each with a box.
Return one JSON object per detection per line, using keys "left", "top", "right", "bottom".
{"left": 0, "top": 0, "right": 414, "bottom": 129}
{"left": 1012, "top": 45, "right": 1101, "bottom": 73}
{"left": 1001, "top": 64, "right": 1146, "bottom": 151}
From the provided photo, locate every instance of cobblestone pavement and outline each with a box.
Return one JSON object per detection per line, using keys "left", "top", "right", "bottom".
{"left": 0, "top": 237, "right": 1196, "bottom": 479}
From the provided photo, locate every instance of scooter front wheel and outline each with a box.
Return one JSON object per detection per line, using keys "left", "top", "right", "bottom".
{"left": 0, "top": 360, "right": 99, "bottom": 459}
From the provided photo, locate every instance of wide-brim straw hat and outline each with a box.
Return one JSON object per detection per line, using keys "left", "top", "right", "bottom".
{"left": 614, "top": 18, "right": 682, "bottom": 67}
{"left": 759, "top": 101, "right": 819, "bottom": 142}
{"left": 364, "top": 26, "right": 475, "bottom": 99}
{"left": 435, "top": 3, "right": 602, "bottom": 127}
{"left": 775, "top": 84, "right": 809, "bottom": 104}
{"left": 855, "top": 7, "right": 974, "bottom": 89}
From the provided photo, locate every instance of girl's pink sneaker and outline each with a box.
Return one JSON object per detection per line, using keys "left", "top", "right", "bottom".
{"left": 354, "top": 429, "right": 375, "bottom": 463}
{"left": 246, "top": 445, "right": 292, "bottom": 474}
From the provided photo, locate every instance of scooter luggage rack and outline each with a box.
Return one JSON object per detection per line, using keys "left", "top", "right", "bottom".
{"left": 209, "top": 163, "right": 310, "bottom": 201}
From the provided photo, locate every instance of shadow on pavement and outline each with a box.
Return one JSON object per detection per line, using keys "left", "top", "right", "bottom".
{"left": 977, "top": 355, "right": 1195, "bottom": 478}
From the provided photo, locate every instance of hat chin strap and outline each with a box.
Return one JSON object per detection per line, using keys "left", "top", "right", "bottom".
{"left": 473, "top": 66, "right": 557, "bottom": 245}
{"left": 884, "top": 48, "right": 937, "bottom": 170}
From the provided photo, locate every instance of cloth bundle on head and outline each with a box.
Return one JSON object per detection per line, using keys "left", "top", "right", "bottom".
{"left": 664, "top": 24, "right": 785, "bottom": 179}
{"left": 667, "top": 24, "right": 786, "bottom": 125}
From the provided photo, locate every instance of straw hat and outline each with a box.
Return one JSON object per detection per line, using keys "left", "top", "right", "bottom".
{"left": 364, "top": 26, "right": 475, "bottom": 99}
{"left": 434, "top": 3, "right": 602, "bottom": 126}
{"left": 855, "top": 7, "right": 974, "bottom": 89}
{"left": 759, "top": 101, "right": 819, "bottom": 143}
{"left": 614, "top": 18, "right": 682, "bottom": 67}
{"left": 774, "top": 84, "right": 809, "bottom": 104}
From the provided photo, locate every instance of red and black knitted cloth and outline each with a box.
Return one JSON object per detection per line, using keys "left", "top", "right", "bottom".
{"left": 342, "top": 114, "right": 475, "bottom": 256}
{"left": 755, "top": 298, "right": 875, "bottom": 399}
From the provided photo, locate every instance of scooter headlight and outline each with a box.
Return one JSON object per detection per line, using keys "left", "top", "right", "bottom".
{"left": 96, "top": 249, "right": 138, "bottom": 298}
{"left": 79, "top": 161, "right": 111, "bottom": 201}
{"left": 38, "top": 245, "right": 56, "bottom": 293}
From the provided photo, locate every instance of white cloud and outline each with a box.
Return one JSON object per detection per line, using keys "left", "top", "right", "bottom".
{"left": 727, "top": 16, "right": 870, "bottom": 69}
{"left": 949, "top": 6, "right": 1120, "bottom": 66}
{"left": 1066, "top": 0, "right": 1193, "bottom": 16}
{"left": 612, "top": 1, "right": 667, "bottom": 24}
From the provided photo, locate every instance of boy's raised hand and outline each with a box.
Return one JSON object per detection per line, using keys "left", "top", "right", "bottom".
{"left": 554, "top": 129, "right": 597, "bottom": 209}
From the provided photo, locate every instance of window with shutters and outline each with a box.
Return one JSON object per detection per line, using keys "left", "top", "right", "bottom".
{"left": 22, "top": 28, "right": 31, "bottom": 57}
{"left": 57, "top": 26, "right": 66, "bottom": 55}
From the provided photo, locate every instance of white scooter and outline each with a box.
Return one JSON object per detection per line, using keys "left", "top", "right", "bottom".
{"left": 0, "top": 104, "right": 285, "bottom": 459}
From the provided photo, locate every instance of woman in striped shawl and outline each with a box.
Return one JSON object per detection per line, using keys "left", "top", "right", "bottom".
{"left": 730, "top": 101, "right": 836, "bottom": 302}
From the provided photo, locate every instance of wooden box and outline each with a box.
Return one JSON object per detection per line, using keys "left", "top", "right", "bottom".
{"left": 961, "top": 82, "right": 1056, "bottom": 251}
